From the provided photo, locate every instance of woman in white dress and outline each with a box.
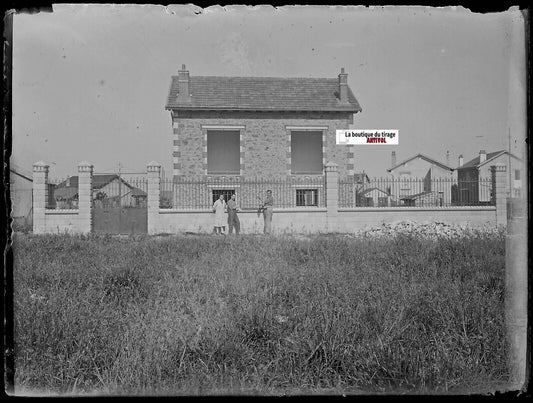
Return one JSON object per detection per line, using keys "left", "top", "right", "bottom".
{"left": 212, "top": 194, "right": 227, "bottom": 235}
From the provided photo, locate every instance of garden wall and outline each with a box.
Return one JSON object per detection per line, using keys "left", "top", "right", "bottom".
{"left": 32, "top": 161, "right": 508, "bottom": 235}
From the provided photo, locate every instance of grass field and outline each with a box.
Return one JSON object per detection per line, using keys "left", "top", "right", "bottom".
{"left": 11, "top": 228, "right": 509, "bottom": 395}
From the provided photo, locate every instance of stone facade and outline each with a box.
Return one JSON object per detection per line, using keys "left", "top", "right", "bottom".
{"left": 171, "top": 110, "right": 354, "bottom": 179}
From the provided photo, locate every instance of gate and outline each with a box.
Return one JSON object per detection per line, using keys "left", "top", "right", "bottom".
{"left": 92, "top": 175, "right": 147, "bottom": 234}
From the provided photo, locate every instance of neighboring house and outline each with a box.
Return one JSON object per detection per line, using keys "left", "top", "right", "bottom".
{"left": 165, "top": 65, "right": 361, "bottom": 205}
{"left": 54, "top": 174, "right": 147, "bottom": 208}
{"left": 9, "top": 166, "right": 34, "bottom": 229}
{"left": 386, "top": 152, "right": 454, "bottom": 205}
{"left": 357, "top": 187, "right": 394, "bottom": 207}
{"left": 456, "top": 150, "right": 523, "bottom": 202}
{"left": 354, "top": 172, "right": 371, "bottom": 188}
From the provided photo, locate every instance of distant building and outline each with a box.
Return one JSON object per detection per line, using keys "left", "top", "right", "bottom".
{"left": 357, "top": 187, "right": 394, "bottom": 207}
{"left": 54, "top": 174, "right": 147, "bottom": 208}
{"left": 9, "top": 166, "right": 33, "bottom": 229}
{"left": 456, "top": 150, "right": 523, "bottom": 202}
{"left": 386, "top": 152, "right": 454, "bottom": 205}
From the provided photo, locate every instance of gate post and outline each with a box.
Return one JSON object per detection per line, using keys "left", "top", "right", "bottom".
{"left": 490, "top": 163, "right": 507, "bottom": 227}
{"left": 325, "top": 162, "right": 339, "bottom": 232}
{"left": 147, "top": 161, "right": 161, "bottom": 235}
{"left": 32, "top": 161, "right": 49, "bottom": 234}
{"left": 77, "top": 161, "right": 93, "bottom": 234}
{"left": 505, "top": 197, "right": 527, "bottom": 390}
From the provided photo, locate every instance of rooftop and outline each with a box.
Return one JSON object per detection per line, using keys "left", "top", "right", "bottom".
{"left": 166, "top": 74, "right": 362, "bottom": 112}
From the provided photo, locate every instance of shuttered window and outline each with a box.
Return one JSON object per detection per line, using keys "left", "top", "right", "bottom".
{"left": 207, "top": 130, "right": 240, "bottom": 174}
{"left": 291, "top": 131, "right": 323, "bottom": 174}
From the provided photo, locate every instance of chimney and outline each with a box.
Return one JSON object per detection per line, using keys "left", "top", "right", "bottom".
{"left": 177, "top": 64, "right": 190, "bottom": 102}
{"left": 66, "top": 176, "right": 70, "bottom": 187}
{"left": 338, "top": 67, "right": 348, "bottom": 103}
{"left": 446, "top": 150, "right": 450, "bottom": 167}
{"left": 458, "top": 155, "right": 464, "bottom": 167}
{"left": 479, "top": 149, "right": 486, "bottom": 163}
{"left": 391, "top": 151, "right": 396, "bottom": 167}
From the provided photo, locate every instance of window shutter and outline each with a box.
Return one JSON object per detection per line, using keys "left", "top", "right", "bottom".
{"left": 207, "top": 130, "right": 240, "bottom": 173}
{"left": 291, "top": 131, "right": 323, "bottom": 174}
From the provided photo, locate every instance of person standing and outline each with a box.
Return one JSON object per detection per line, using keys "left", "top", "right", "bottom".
{"left": 227, "top": 194, "right": 241, "bottom": 235}
{"left": 212, "top": 194, "right": 227, "bottom": 235}
{"left": 261, "top": 190, "right": 274, "bottom": 235}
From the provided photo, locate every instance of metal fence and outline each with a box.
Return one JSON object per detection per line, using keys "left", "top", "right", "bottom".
{"left": 92, "top": 177, "right": 148, "bottom": 209}
{"left": 46, "top": 175, "right": 148, "bottom": 210}
{"left": 338, "top": 177, "right": 494, "bottom": 208}
{"left": 47, "top": 178, "right": 77, "bottom": 209}
{"left": 161, "top": 176, "right": 326, "bottom": 209}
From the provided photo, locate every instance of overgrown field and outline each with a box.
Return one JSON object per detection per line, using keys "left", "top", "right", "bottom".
{"left": 12, "top": 228, "right": 509, "bottom": 395}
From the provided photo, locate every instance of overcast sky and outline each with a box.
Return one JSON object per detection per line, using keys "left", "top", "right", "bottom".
{"left": 11, "top": 4, "right": 527, "bottom": 178}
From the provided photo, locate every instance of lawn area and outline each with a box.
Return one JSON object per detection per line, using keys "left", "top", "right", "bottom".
{"left": 11, "top": 229, "right": 509, "bottom": 395}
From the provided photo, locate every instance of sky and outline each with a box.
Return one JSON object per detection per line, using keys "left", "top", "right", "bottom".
{"left": 11, "top": 4, "right": 527, "bottom": 179}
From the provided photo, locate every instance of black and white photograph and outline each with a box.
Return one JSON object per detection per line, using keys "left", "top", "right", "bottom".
{"left": 5, "top": 4, "right": 528, "bottom": 396}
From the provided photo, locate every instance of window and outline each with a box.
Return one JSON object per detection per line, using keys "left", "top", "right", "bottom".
{"left": 207, "top": 130, "right": 240, "bottom": 174}
{"left": 296, "top": 189, "right": 318, "bottom": 206}
{"left": 212, "top": 189, "right": 235, "bottom": 205}
{"left": 515, "top": 169, "right": 521, "bottom": 180}
{"left": 291, "top": 131, "right": 323, "bottom": 174}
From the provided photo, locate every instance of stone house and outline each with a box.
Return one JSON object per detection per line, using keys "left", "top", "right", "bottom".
{"left": 165, "top": 65, "right": 361, "bottom": 207}
{"left": 456, "top": 150, "right": 523, "bottom": 202}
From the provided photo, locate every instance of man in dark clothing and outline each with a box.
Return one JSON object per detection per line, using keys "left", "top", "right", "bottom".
{"left": 227, "top": 194, "right": 241, "bottom": 235}
{"left": 261, "top": 190, "right": 274, "bottom": 234}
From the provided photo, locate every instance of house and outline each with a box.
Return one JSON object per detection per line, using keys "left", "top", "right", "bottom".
{"left": 456, "top": 150, "right": 523, "bottom": 202}
{"left": 386, "top": 151, "right": 455, "bottom": 205}
{"left": 54, "top": 174, "right": 147, "bottom": 208}
{"left": 9, "top": 165, "right": 34, "bottom": 229}
{"left": 165, "top": 65, "right": 361, "bottom": 207}
{"left": 354, "top": 172, "right": 371, "bottom": 187}
{"left": 357, "top": 187, "right": 395, "bottom": 207}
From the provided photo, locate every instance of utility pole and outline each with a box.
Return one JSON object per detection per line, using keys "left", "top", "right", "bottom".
{"left": 508, "top": 128, "right": 512, "bottom": 197}
{"left": 505, "top": 197, "right": 527, "bottom": 390}
{"left": 118, "top": 162, "right": 122, "bottom": 233}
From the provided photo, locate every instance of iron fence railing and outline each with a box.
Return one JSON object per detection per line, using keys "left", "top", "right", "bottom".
{"left": 160, "top": 176, "right": 326, "bottom": 209}
{"left": 46, "top": 178, "right": 77, "bottom": 209}
{"left": 338, "top": 177, "right": 494, "bottom": 208}
{"left": 46, "top": 176, "right": 148, "bottom": 209}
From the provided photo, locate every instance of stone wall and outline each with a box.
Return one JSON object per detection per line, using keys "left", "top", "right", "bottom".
{"left": 172, "top": 110, "right": 354, "bottom": 178}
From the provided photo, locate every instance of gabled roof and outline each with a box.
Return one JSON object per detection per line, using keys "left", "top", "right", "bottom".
{"left": 358, "top": 187, "right": 390, "bottom": 196}
{"left": 129, "top": 187, "right": 147, "bottom": 197}
{"left": 10, "top": 168, "right": 32, "bottom": 182}
{"left": 387, "top": 153, "right": 454, "bottom": 173}
{"left": 400, "top": 190, "right": 433, "bottom": 200}
{"left": 166, "top": 75, "right": 362, "bottom": 112}
{"left": 56, "top": 174, "right": 134, "bottom": 190}
{"left": 354, "top": 172, "right": 370, "bottom": 184}
{"left": 458, "top": 150, "right": 522, "bottom": 170}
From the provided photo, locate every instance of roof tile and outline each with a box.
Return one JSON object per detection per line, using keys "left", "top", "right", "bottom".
{"left": 166, "top": 75, "right": 362, "bottom": 112}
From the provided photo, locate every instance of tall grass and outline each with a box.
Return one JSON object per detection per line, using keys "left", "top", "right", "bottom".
{"left": 12, "top": 232, "right": 508, "bottom": 395}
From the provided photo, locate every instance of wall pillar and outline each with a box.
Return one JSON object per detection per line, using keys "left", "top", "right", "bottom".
{"left": 147, "top": 161, "right": 161, "bottom": 235}
{"left": 491, "top": 163, "right": 507, "bottom": 227}
{"left": 77, "top": 161, "right": 93, "bottom": 234}
{"left": 325, "top": 162, "right": 339, "bottom": 232}
{"left": 32, "top": 161, "right": 49, "bottom": 234}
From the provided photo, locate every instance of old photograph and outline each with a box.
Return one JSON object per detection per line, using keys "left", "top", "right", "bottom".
{"left": 6, "top": 4, "right": 528, "bottom": 396}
